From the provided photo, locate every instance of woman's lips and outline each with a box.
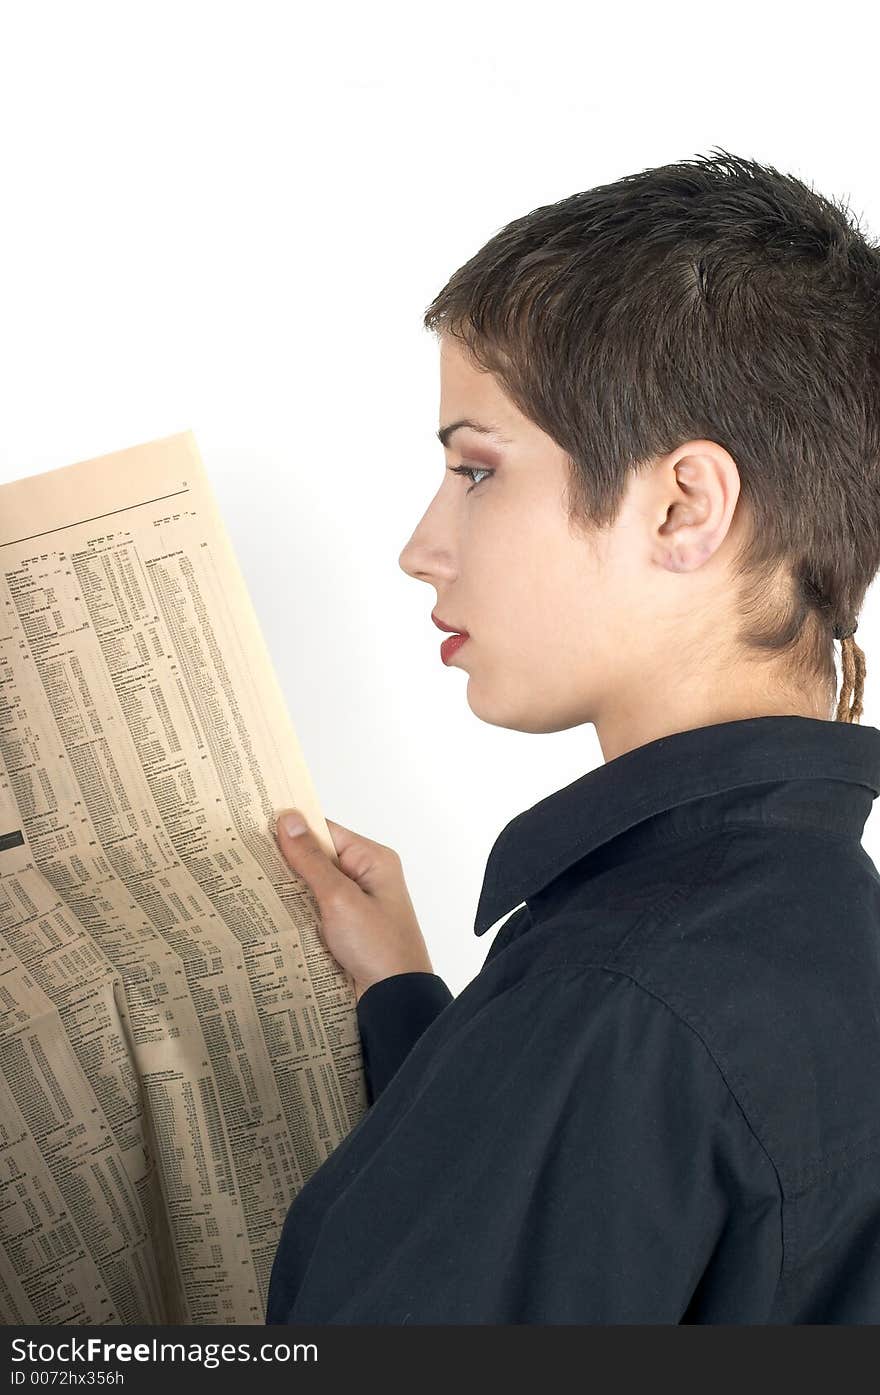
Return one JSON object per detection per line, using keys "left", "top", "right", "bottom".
{"left": 440, "top": 633, "right": 469, "bottom": 664}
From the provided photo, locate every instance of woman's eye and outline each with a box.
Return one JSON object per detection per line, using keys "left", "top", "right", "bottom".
{"left": 448, "top": 464, "right": 494, "bottom": 493}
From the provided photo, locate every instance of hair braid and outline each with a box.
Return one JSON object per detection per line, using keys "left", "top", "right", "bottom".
{"left": 833, "top": 626, "right": 866, "bottom": 722}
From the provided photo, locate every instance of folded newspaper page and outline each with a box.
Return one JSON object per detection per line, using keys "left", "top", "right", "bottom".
{"left": 0, "top": 430, "right": 368, "bottom": 1324}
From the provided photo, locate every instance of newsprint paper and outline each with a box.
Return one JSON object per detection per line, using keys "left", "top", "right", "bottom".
{"left": 0, "top": 431, "right": 368, "bottom": 1324}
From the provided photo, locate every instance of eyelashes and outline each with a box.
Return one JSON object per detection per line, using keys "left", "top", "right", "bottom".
{"left": 447, "top": 464, "right": 495, "bottom": 493}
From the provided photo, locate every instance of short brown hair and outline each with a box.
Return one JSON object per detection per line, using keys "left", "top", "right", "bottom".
{"left": 423, "top": 148, "right": 879, "bottom": 722}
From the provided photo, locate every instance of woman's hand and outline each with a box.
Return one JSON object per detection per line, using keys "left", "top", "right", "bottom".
{"left": 271, "top": 808, "right": 435, "bottom": 1001}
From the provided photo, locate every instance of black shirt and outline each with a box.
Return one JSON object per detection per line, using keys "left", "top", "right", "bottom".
{"left": 266, "top": 715, "right": 880, "bottom": 1324}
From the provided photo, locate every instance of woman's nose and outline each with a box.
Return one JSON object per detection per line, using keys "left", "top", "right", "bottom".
{"left": 398, "top": 520, "right": 456, "bottom": 584}
{"left": 398, "top": 533, "right": 443, "bottom": 582}
{"left": 398, "top": 481, "right": 458, "bottom": 582}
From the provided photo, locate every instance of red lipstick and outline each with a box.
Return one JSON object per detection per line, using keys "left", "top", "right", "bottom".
{"left": 432, "top": 612, "right": 470, "bottom": 665}
{"left": 439, "top": 633, "right": 469, "bottom": 664}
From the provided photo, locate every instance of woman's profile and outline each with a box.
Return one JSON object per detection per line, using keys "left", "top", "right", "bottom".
{"left": 265, "top": 148, "right": 880, "bottom": 1324}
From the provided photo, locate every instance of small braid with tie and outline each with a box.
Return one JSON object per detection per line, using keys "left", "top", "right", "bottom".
{"left": 832, "top": 620, "right": 865, "bottom": 723}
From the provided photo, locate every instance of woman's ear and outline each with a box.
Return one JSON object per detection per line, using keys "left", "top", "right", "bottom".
{"left": 654, "top": 444, "right": 740, "bottom": 574}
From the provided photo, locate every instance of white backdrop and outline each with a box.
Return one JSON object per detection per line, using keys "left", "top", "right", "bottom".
{"left": 1, "top": 0, "right": 877, "bottom": 995}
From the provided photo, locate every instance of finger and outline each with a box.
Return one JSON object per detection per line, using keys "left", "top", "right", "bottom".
{"left": 324, "top": 818, "right": 400, "bottom": 896}
{"left": 272, "top": 809, "right": 353, "bottom": 906}
{"left": 324, "top": 817, "right": 390, "bottom": 859}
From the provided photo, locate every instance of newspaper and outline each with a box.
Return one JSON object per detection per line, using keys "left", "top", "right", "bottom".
{"left": 0, "top": 431, "right": 368, "bottom": 1324}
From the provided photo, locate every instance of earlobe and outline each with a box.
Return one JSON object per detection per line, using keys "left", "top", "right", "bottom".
{"left": 644, "top": 444, "right": 734, "bottom": 573}
{"left": 657, "top": 499, "right": 720, "bottom": 573}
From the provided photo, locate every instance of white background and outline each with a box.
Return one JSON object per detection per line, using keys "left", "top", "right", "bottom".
{"left": 1, "top": 1, "right": 878, "bottom": 994}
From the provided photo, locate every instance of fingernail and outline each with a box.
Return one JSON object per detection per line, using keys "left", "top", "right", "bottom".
{"left": 280, "top": 809, "right": 307, "bottom": 837}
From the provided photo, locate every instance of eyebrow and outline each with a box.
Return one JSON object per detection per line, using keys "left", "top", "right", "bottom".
{"left": 436, "top": 418, "right": 512, "bottom": 449}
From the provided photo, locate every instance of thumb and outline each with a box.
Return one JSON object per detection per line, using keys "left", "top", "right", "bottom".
{"left": 271, "top": 808, "right": 349, "bottom": 907}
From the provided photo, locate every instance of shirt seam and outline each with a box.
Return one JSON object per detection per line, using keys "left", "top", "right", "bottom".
{"left": 630, "top": 826, "right": 880, "bottom": 1193}
{"left": 525, "top": 834, "right": 784, "bottom": 1283}
{"left": 554, "top": 960, "right": 788, "bottom": 1295}
{"left": 620, "top": 817, "right": 866, "bottom": 851}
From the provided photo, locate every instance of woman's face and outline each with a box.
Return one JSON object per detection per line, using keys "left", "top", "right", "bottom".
{"left": 397, "top": 334, "right": 749, "bottom": 748}
{"left": 397, "top": 335, "right": 636, "bottom": 736}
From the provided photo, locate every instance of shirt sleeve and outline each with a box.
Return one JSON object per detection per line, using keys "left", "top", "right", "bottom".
{"left": 356, "top": 971, "right": 454, "bottom": 1106}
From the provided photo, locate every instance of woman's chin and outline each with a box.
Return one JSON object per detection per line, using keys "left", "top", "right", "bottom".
{"left": 464, "top": 679, "right": 550, "bottom": 734}
{"left": 466, "top": 675, "right": 592, "bottom": 735}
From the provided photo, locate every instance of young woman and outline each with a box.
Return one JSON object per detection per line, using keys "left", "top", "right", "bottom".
{"left": 265, "top": 149, "right": 880, "bottom": 1324}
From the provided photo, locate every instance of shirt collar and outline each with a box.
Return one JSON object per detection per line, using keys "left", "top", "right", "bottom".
{"left": 474, "top": 715, "right": 880, "bottom": 936}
